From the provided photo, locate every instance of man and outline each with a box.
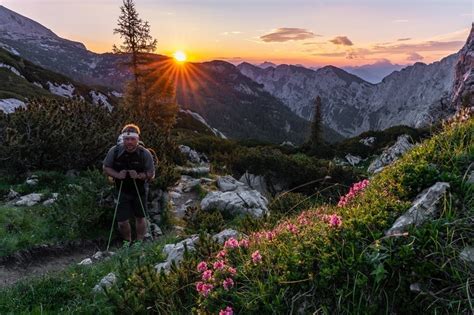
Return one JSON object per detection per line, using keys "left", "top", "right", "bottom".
{"left": 103, "top": 124, "right": 155, "bottom": 243}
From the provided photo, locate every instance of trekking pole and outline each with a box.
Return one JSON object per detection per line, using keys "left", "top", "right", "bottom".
{"left": 106, "top": 180, "right": 123, "bottom": 252}
{"left": 133, "top": 178, "right": 152, "bottom": 236}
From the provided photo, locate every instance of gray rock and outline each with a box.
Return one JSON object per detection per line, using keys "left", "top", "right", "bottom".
{"left": 42, "top": 193, "right": 59, "bottom": 206}
{"left": 93, "top": 272, "right": 117, "bottom": 293}
{"left": 217, "top": 175, "right": 245, "bottom": 192}
{"left": 368, "top": 135, "right": 414, "bottom": 174}
{"left": 7, "top": 189, "right": 20, "bottom": 200}
{"left": 385, "top": 182, "right": 450, "bottom": 236}
{"left": 201, "top": 188, "right": 268, "bottom": 218}
{"left": 78, "top": 258, "right": 93, "bottom": 265}
{"left": 176, "top": 166, "right": 210, "bottom": 177}
{"left": 154, "top": 235, "right": 199, "bottom": 273}
{"left": 410, "top": 283, "right": 422, "bottom": 293}
{"left": 150, "top": 223, "right": 163, "bottom": 237}
{"left": 26, "top": 178, "right": 39, "bottom": 186}
{"left": 183, "top": 178, "right": 201, "bottom": 193}
{"left": 15, "top": 193, "right": 43, "bottom": 206}
{"left": 345, "top": 154, "right": 362, "bottom": 166}
{"left": 178, "top": 145, "right": 202, "bottom": 164}
{"left": 212, "top": 229, "right": 245, "bottom": 244}
{"left": 360, "top": 137, "right": 376, "bottom": 146}
{"left": 239, "top": 172, "right": 270, "bottom": 197}
{"left": 169, "top": 191, "right": 182, "bottom": 199}
{"left": 459, "top": 247, "right": 474, "bottom": 264}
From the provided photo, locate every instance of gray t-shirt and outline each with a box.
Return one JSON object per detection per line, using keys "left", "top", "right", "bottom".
{"left": 103, "top": 144, "right": 154, "bottom": 173}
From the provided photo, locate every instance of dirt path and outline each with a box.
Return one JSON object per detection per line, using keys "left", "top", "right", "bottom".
{"left": 0, "top": 246, "right": 97, "bottom": 288}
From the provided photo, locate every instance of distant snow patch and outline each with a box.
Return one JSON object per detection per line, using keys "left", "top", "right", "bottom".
{"left": 33, "top": 82, "right": 43, "bottom": 88}
{"left": 180, "top": 109, "right": 227, "bottom": 139}
{"left": 284, "top": 121, "right": 291, "bottom": 133}
{"left": 0, "top": 98, "right": 25, "bottom": 113}
{"left": 90, "top": 91, "right": 113, "bottom": 111}
{"left": 235, "top": 83, "right": 256, "bottom": 95}
{"left": 110, "top": 91, "right": 123, "bottom": 97}
{"left": 47, "top": 82, "right": 75, "bottom": 98}
{"left": 0, "top": 63, "right": 24, "bottom": 78}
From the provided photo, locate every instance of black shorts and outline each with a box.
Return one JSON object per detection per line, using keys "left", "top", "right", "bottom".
{"left": 116, "top": 191, "right": 147, "bottom": 222}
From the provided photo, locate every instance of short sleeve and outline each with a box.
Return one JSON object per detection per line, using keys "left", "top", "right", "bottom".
{"left": 143, "top": 149, "right": 155, "bottom": 172}
{"left": 103, "top": 146, "right": 117, "bottom": 168}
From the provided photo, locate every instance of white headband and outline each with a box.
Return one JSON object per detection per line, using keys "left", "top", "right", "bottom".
{"left": 121, "top": 132, "right": 139, "bottom": 139}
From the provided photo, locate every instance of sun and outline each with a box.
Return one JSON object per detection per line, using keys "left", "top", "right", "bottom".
{"left": 173, "top": 50, "right": 187, "bottom": 62}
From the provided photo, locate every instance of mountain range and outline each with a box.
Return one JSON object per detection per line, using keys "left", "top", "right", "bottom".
{"left": 0, "top": 4, "right": 472, "bottom": 141}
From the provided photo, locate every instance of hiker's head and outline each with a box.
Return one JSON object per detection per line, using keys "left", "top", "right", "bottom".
{"left": 121, "top": 124, "right": 140, "bottom": 152}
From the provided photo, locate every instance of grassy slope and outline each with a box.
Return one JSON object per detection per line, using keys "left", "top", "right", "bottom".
{"left": 0, "top": 118, "right": 472, "bottom": 314}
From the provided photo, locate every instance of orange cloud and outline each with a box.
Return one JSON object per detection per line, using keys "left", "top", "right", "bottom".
{"left": 260, "top": 28, "right": 317, "bottom": 42}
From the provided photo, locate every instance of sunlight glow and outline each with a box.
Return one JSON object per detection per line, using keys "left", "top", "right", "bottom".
{"left": 173, "top": 51, "right": 187, "bottom": 62}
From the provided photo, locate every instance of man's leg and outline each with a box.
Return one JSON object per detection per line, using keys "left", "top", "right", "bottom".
{"left": 135, "top": 217, "right": 147, "bottom": 241}
{"left": 117, "top": 220, "right": 132, "bottom": 242}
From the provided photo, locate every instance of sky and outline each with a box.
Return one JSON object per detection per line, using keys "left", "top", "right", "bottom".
{"left": 1, "top": 0, "right": 472, "bottom": 67}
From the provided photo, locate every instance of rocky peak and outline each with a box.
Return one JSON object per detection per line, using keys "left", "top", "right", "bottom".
{"left": 452, "top": 23, "right": 474, "bottom": 108}
{"left": 0, "top": 5, "right": 57, "bottom": 40}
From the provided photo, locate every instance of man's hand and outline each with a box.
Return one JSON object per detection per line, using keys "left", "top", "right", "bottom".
{"left": 116, "top": 170, "right": 127, "bottom": 179}
{"left": 128, "top": 170, "right": 138, "bottom": 179}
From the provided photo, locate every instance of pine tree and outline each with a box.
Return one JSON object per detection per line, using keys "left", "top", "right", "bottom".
{"left": 113, "top": 0, "right": 178, "bottom": 138}
{"left": 310, "top": 95, "right": 323, "bottom": 149}
{"left": 113, "top": 0, "right": 157, "bottom": 84}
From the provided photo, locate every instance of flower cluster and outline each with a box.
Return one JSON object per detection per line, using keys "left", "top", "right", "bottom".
{"left": 219, "top": 306, "right": 234, "bottom": 315}
{"left": 322, "top": 213, "right": 343, "bottom": 228}
{"left": 338, "top": 179, "right": 370, "bottom": 207}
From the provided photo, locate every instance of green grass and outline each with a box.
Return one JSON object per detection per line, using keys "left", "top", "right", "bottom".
{"left": 0, "top": 170, "right": 115, "bottom": 257}
{"left": 0, "top": 235, "right": 177, "bottom": 314}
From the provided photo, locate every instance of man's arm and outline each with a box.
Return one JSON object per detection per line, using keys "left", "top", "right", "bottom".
{"left": 103, "top": 166, "right": 127, "bottom": 179}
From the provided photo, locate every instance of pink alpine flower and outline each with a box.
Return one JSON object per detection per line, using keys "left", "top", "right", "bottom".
{"left": 227, "top": 266, "right": 237, "bottom": 275}
{"left": 286, "top": 223, "right": 299, "bottom": 234}
{"left": 196, "top": 282, "right": 214, "bottom": 297}
{"left": 213, "top": 260, "right": 226, "bottom": 270}
{"left": 216, "top": 250, "right": 227, "bottom": 259}
{"left": 197, "top": 261, "right": 208, "bottom": 272}
{"left": 251, "top": 250, "right": 262, "bottom": 264}
{"left": 224, "top": 237, "right": 240, "bottom": 249}
{"left": 219, "top": 306, "right": 234, "bottom": 315}
{"left": 222, "top": 277, "right": 235, "bottom": 290}
{"left": 239, "top": 239, "right": 249, "bottom": 248}
{"left": 338, "top": 179, "right": 370, "bottom": 207}
{"left": 328, "top": 214, "right": 342, "bottom": 228}
{"left": 202, "top": 269, "right": 213, "bottom": 281}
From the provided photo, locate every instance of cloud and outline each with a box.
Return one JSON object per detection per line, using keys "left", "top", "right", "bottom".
{"left": 406, "top": 52, "right": 424, "bottom": 61}
{"left": 372, "top": 40, "right": 464, "bottom": 53}
{"left": 312, "top": 52, "right": 347, "bottom": 57}
{"left": 260, "top": 28, "right": 316, "bottom": 42}
{"left": 397, "top": 38, "right": 411, "bottom": 41}
{"left": 329, "top": 36, "right": 353, "bottom": 46}
{"left": 393, "top": 19, "right": 409, "bottom": 23}
{"left": 221, "top": 31, "right": 242, "bottom": 36}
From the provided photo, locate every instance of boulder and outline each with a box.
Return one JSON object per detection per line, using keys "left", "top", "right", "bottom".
{"left": 7, "top": 189, "right": 20, "bottom": 200}
{"left": 155, "top": 235, "right": 199, "bottom": 273}
{"left": 42, "top": 193, "right": 59, "bottom": 206}
{"left": 359, "top": 136, "right": 376, "bottom": 146}
{"left": 93, "top": 272, "right": 117, "bottom": 293}
{"left": 385, "top": 182, "right": 450, "bottom": 236}
{"left": 368, "top": 135, "right": 414, "bottom": 174}
{"left": 15, "top": 193, "right": 43, "bottom": 207}
{"left": 345, "top": 154, "right": 362, "bottom": 166}
{"left": 178, "top": 145, "right": 202, "bottom": 164}
{"left": 201, "top": 188, "right": 268, "bottom": 218}
{"left": 239, "top": 172, "right": 270, "bottom": 196}
{"left": 459, "top": 247, "right": 474, "bottom": 264}
{"left": 25, "top": 175, "right": 39, "bottom": 186}
{"left": 176, "top": 166, "right": 210, "bottom": 177}
{"left": 217, "top": 175, "right": 245, "bottom": 192}
{"left": 78, "top": 258, "right": 93, "bottom": 265}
